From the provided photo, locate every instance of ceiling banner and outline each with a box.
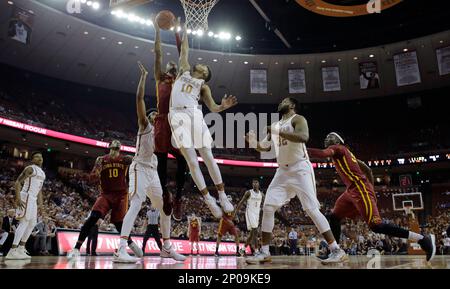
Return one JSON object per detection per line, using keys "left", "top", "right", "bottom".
{"left": 295, "top": 0, "right": 403, "bottom": 17}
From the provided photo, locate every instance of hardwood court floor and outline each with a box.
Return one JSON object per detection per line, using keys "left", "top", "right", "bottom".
{"left": 1, "top": 255, "right": 449, "bottom": 269}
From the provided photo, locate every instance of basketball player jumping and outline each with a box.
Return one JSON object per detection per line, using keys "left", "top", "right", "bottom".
{"left": 169, "top": 25, "right": 237, "bottom": 218}
{"left": 114, "top": 62, "right": 185, "bottom": 263}
{"left": 67, "top": 140, "right": 142, "bottom": 259}
{"left": 244, "top": 98, "right": 346, "bottom": 264}
{"left": 153, "top": 19, "right": 188, "bottom": 221}
{"left": 308, "top": 132, "right": 436, "bottom": 262}
{"left": 235, "top": 179, "right": 264, "bottom": 255}
{"left": 6, "top": 152, "right": 45, "bottom": 260}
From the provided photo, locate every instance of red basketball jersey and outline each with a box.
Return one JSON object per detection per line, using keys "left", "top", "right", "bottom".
{"left": 189, "top": 218, "right": 200, "bottom": 234}
{"left": 98, "top": 154, "right": 131, "bottom": 194}
{"left": 156, "top": 74, "right": 175, "bottom": 114}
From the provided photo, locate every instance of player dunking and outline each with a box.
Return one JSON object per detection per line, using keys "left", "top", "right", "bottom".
{"left": 244, "top": 98, "right": 346, "bottom": 264}
{"left": 169, "top": 25, "right": 237, "bottom": 218}
{"left": 308, "top": 132, "right": 436, "bottom": 262}
{"left": 114, "top": 62, "right": 185, "bottom": 263}
{"left": 235, "top": 179, "right": 264, "bottom": 256}
{"left": 187, "top": 213, "right": 201, "bottom": 255}
{"left": 67, "top": 140, "right": 142, "bottom": 259}
{"left": 153, "top": 19, "right": 188, "bottom": 221}
{"left": 6, "top": 152, "right": 45, "bottom": 260}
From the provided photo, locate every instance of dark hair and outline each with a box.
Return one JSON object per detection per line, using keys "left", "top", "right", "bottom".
{"left": 287, "top": 97, "right": 300, "bottom": 113}
{"left": 252, "top": 178, "right": 260, "bottom": 183}
{"left": 146, "top": 108, "right": 157, "bottom": 118}
{"left": 31, "top": 151, "right": 42, "bottom": 158}
{"left": 204, "top": 66, "right": 212, "bottom": 82}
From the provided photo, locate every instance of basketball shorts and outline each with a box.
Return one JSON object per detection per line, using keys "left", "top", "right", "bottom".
{"left": 332, "top": 188, "right": 381, "bottom": 225}
{"left": 16, "top": 191, "right": 37, "bottom": 222}
{"left": 92, "top": 192, "right": 128, "bottom": 223}
{"left": 218, "top": 218, "right": 238, "bottom": 236}
{"left": 264, "top": 160, "right": 320, "bottom": 211}
{"left": 189, "top": 230, "right": 200, "bottom": 242}
{"left": 154, "top": 113, "right": 179, "bottom": 154}
{"left": 168, "top": 108, "right": 213, "bottom": 149}
{"left": 245, "top": 210, "right": 260, "bottom": 231}
{"left": 128, "top": 162, "right": 163, "bottom": 203}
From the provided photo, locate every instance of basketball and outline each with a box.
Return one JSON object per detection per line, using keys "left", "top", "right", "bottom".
{"left": 156, "top": 10, "right": 176, "bottom": 30}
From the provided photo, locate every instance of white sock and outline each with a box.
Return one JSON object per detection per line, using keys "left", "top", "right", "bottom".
{"left": 261, "top": 245, "right": 270, "bottom": 255}
{"left": 408, "top": 232, "right": 423, "bottom": 242}
{"left": 163, "top": 240, "right": 171, "bottom": 249}
{"left": 328, "top": 241, "right": 340, "bottom": 251}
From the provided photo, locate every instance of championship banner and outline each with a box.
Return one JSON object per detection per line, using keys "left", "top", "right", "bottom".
{"left": 295, "top": 0, "right": 403, "bottom": 17}
{"left": 57, "top": 230, "right": 251, "bottom": 256}
{"left": 250, "top": 69, "right": 268, "bottom": 94}
{"left": 322, "top": 67, "right": 341, "bottom": 92}
{"left": 288, "top": 69, "right": 306, "bottom": 94}
{"left": 436, "top": 46, "right": 450, "bottom": 76}
{"left": 394, "top": 51, "right": 421, "bottom": 87}
{"left": 7, "top": 5, "right": 34, "bottom": 44}
{"left": 359, "top": 61, "right": 380, "bottom": 89}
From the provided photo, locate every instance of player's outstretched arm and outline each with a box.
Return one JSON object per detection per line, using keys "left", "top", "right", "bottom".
{"left": 201, "top": 85, "right": 238, "bottom": 113}
{"left": 136, "top": 61, "right": 150, "bottom": 130}
{"left": 307, "top": 148, "right": 335, "bottom": 159}
{"left": 244, "top": 130, "right": 271, "bottom": 152}
{"left": 14, "top": 166, "right": 33, "bottom": 209}
{"left": 276, "top": 115, "right": 309, "bottom": 143}
{"left": 154, "top": 23, "right": 163, "bottom": 81}
{"left": 357, "top": 159, "right": 374, "bottom": 185}
{"left": 174, "top": 17, "right": 182, "bottom": 55}
{"left": 178, "top": 25, "right": 190, "bottom": 74}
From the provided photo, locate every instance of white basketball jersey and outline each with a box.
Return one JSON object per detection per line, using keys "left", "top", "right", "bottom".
{"left": 133, "top": 123, "right": 158, "bottom": 168}
{"left": 271, "top": 114, "right": 309, "bottom": 166}
{"left": 170, "top": 71, "right": 205, "bottom": 108}
{"left": 22, "top": 165, "right": 46, "bottom": 198}
{"left": 246, "top": 189, "right": 262, "bottom": 215}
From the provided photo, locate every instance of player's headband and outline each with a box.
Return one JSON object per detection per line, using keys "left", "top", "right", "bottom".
{"left": 328, "top": 132, "right": 345, "bottom": 144}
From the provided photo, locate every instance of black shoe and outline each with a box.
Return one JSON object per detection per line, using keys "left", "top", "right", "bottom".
{"left": 418, "top": 234, "right": 436, "bottom": 262}
{"left": 91, "top": 252, "right": 98, "bottom": 256}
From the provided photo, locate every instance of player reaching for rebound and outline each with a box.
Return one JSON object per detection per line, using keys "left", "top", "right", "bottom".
{"left": 114, "top": 62, "right": 185, "bottom": 263}
{"left": 67, "top": 141, "right": 142, "bottom": 259}
{"left": 187, "top": 213, "right": 201, "bottom": 255}
{"left": 153, "top": 19, "right": 188, "bottom": 221}
{"left": 244, "top": 98, "right": 346, "bottom": 264}
{"left": 308, "top": 132, "right": 436, "bottom": 262}
{"left": 235, "top": 179, "right": 264, "bottom": 256}
{"left": 6, "top": 152, "right": 45, "bottom": 260}
{"left": 169, "top": 25, "right": 237, "bottom": 218}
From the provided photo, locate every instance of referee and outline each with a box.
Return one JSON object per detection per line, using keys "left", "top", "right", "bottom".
{"left": 142, "top": 206, "right": 162, "bottom": 255}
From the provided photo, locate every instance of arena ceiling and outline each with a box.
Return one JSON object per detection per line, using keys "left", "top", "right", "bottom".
{"left": 0, "top": 0, "right": 449, "bottom": 104}
{"left": 34, "top": 0, "right": 450, "bottom": 54}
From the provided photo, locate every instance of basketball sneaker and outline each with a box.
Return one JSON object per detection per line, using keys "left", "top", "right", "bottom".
{"left": 113, "top": 247, "right": 140, "bottom": 263}
{"left": 321, "top": 248, "right": 348, "bottom": 264}
{"left": 5, "top": 248, "right": 28, "bottom": 260}
{"left": 66, "top": 248, "right": 80, "bottom": 260}
{"left": 245, "top": 251, "right": 272, "bottom": 264}
{"left": 18, "top": 246, "right": 31, "bottom": 259}
{"left": 172, "top": 197, "right": 183, "bottom": 222}
{"left": 203, "top": 194, "right": 223, "bottom": 218}
{"left": 129, "top": 241, "right": 143, "bottom": 258}
{"left": 418, "top": 234, "right": 436, "bottom": 262}
{"left": 218, "top": 192, "right": 234, "bottom": 213}
{"left": 160, "top": 244, "right": 186, "bottom": 261}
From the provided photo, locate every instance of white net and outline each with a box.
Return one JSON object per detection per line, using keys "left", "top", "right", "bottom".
{"left": 180, "top": 0, "right": 219, "bottom": 31}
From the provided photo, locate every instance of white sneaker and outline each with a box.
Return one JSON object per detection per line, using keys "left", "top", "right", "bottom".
{"left": 321, "top": 248, "right": 348, "bottom": 264}
{"left": 67, "top": 248, "right": 80, "bottom": 260}
{"left": 203, "top": 194, "right": 223, "bottom": 218}
{"left": 160, "top": 245, "right": 187, "bottom": 262}
{"left": 5, "top": 248, "right": 27, "bottom": 260}
{"left": 245, "top": 251, "right": 272, "bottom": 264}
{"left": 129, "top": 242, "right": 143, "bottom": 258}
{"left": 218, "top": 193, "right": 234, "bottom": 213}
{"left": 18, "top": 247, "right": 31, "bottom": 259}
{"left": 113, "top": 247, "right": 140, "bottom": 263}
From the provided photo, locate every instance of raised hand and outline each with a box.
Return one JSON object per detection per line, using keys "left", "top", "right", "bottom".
{"left": 244, "top": 130, "right": 258, "bottom": 148}
{"left": 138, "top": 61, "right": 148, "bottom": 77}
{"left": 221, "top": 94, "right": 238, "bottom": 110}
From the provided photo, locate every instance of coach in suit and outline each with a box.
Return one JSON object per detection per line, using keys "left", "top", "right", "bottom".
{"left": 0, "top": 209, "right": 19, "bottom": 255}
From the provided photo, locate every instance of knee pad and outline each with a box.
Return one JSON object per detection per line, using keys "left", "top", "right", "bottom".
{"left": 261, "top": 205, "right": 276, "bottom": 233}
{"left": 305, "top": 208, "right": 331, "bottom": 234}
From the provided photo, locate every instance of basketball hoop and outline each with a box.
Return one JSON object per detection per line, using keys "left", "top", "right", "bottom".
{"left": 180, "top": 0, "right": 219, "bottom": 31}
